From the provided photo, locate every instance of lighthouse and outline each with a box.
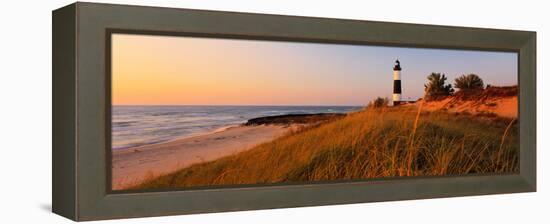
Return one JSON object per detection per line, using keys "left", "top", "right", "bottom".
{"left": 393, "top": 59, "right": 402, "bottom": 106}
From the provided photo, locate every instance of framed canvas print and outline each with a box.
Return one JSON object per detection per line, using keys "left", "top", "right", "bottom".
{"left": 52, "top": 2, "right": 536, "bottom": 221}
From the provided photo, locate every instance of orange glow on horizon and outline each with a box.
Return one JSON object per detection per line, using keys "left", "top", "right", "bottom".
{"left": 112, "top": 34, "right": 373, "bottom": 106}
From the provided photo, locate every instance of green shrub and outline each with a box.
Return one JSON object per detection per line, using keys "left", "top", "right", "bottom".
{"left": 424, "top": 73, "right": 454, "bottom": 101}
{"left": 368, "top": 97, "right": 389, "bottom": 108}
{"left": 454, "top": 74, "right": 485, "bottom": 91}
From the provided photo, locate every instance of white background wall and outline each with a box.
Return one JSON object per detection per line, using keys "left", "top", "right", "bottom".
{"left": 0, "top": 0, "right": 548, "bottom": 223}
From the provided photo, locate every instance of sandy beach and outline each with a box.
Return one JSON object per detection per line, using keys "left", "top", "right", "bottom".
{"left": 112, "top": 124, "right": 292, "bottom": 190}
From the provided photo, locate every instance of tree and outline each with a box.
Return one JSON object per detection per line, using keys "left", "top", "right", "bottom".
{"left": 454, "top": 74, "right": 484, "bottom": 91}
{"left": 368, "top": 97, "right": 389, "bottom": 108}
{"left": 424, "top": 73, "right": 454, "bottom": 100}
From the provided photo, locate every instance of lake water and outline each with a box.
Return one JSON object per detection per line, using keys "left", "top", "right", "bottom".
{"left": 112, "top": 105, "right": 362, "bottom": 150}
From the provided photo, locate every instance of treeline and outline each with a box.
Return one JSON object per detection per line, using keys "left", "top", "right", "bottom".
{"left": 424, "top": 73, "right": 485, "bottom": 101}
{"left": 369, "top": 73, "right": 488, "bottom": 107}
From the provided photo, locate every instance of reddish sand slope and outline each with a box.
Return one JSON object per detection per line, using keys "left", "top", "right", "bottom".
{"left": 414, "top": 86, "right": 518, "bottom": 118}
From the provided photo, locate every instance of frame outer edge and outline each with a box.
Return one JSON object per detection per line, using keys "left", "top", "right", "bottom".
{"left": 520, "top": 32, "right": 536, "bottom": 190}
{"left": 68, "top": 2, "right": 536, "bottom": 220}
{"left": 52, "top": 3, "right": 78, "bottom": 221}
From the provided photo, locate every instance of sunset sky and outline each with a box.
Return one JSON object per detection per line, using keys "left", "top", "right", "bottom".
{"left": 112, "top": 34, "right": 517, "bottom": 106}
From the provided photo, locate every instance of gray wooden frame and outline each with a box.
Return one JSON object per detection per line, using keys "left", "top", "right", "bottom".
{"left": 52, "top": 2, "right": 536, "bottom": 221}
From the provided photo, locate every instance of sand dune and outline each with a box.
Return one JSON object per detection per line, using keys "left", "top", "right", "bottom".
{"left": 417, "top": 96, "right": 517, "bottom": 118}
{"left": 112, "top": 124, "right": 292, "bottom": 190}
{"left": 413, "top": 86, "right": 518, "bottom": 118}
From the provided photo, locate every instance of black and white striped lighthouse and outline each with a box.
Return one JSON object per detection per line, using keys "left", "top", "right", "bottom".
{"left": 393, "top": 59, "right": 402, "bottom": 106}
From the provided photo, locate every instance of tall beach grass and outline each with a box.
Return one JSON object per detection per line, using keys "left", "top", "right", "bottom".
{"left": 133, "top": 106, "right": 519, "bottom": 190}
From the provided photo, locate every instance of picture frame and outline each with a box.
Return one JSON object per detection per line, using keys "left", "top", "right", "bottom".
{"left": 52, "top": 2, "right": 536, "bottom": 221}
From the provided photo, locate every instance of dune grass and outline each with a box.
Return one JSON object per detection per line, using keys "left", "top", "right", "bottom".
{"left": 132, "top": 106, "right": 519, "bottom": 190}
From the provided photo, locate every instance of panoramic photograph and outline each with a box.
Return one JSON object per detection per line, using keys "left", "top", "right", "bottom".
{"left": 110, "top": 34, "right": 519, "bottom": 191}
